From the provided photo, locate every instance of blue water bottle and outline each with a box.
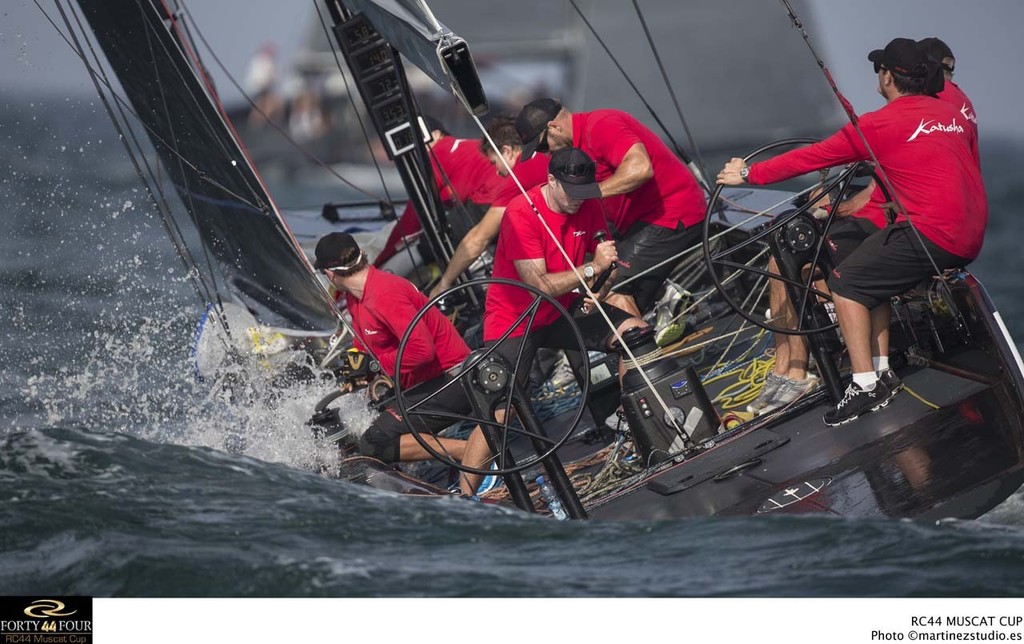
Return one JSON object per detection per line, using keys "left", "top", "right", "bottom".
{"left": 536, "top": 475, "right": 568, "bottom": 520}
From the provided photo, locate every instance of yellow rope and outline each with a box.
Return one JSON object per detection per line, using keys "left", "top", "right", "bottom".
{"left": 903, "top": 386, "right": 940, "bottom": 410}
{"left": 704, "top": 352, "right": 776, "bottom": 411}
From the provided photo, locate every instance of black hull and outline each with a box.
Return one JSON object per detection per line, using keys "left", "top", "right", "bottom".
{"left": 588, "top": 272, "right": 1024, "bottom": 520}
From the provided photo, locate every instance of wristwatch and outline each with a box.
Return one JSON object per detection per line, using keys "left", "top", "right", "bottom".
{"left": 739, "top": 166, "right": 750, "bottom": 182}
{"left": 583, "top": 264, "right": 596, "bottom": 280}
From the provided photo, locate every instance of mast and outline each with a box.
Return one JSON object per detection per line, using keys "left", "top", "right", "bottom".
{"left": 321, "top": 0, "right": 456, "bottom": 271}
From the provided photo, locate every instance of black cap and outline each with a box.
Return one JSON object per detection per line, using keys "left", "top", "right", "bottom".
{"left": 516, "top": 98, "right": 561, "bottom": 161}
{"left": 919, "top": 37, "right": 954, "bottom": 65}
{"left": 549, "top": 147, "right": 601, "bottom": 200}
{"left": 420, "top": 114, "right": 449, "bottom": 137}
{"left": 867, "top": 38, "right": 932, "bottom": 78}
{"left": 314, "top": 232, "right": 362, "bottom": 270}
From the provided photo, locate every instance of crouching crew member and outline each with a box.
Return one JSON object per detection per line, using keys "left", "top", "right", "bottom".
{"left": 315, "top": 232, "right": 491, "bottom": 494}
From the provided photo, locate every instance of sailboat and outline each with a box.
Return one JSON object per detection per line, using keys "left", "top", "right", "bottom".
{"left": 61, "top": 0, "right": 1024, "bottom": 521}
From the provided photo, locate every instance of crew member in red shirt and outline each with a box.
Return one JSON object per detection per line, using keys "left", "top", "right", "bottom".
{"left": 920, "top": 37, "right": 978, "bottom": 164}
{"left": 483, "top": 148, "right": 646, "bottom": 385}
{"left": 717, "top": 38, "right": 986, "bottom": 426}
{"left": 315, "top": 233, "right": 490, "bottom": 494}
{"left": 429, "top": 115, "right": 550, "bottom": 298}
{"left": 514, "top": 99, "right": 707, "bottom": 315}
{"left": 375, "top": 116, "right": 504, "bottom": 267}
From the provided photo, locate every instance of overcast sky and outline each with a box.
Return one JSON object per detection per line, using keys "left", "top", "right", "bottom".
{"left": 3, "top": 0, "right": 1023, "bottom": 141}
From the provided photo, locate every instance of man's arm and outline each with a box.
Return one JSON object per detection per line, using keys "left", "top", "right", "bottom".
{"left": 598, "top": 143, "right": 653, "bottom": 197}
{"left": 429, "top": 205, "right": 504, "bottom": 298}
{"left": 512, "top": 240, "right": 618, "bottom": 299}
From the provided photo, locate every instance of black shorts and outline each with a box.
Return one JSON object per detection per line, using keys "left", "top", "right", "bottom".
{"left": 358, "top": 371, "right": 471, "bottom": 462}
{"left": 824, "top": 216, "right": 880, "bottom": 267}
{"left": 483, "top": 297, "right": 635, "bottom": 389}
{"left": 829, "top": 222, "right": 969, "bottom": 309}
{"left": 615, "top": 220, "right": 702, "bottom": 312}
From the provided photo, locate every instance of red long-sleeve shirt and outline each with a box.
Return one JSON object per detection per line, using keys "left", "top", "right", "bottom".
{"left": 748, "top": 95, "right": 986, "bottom": 260}
{"left": 345, "top": 267, "right": 469, "bottom": 388}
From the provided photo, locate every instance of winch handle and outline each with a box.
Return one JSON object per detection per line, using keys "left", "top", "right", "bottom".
{"left": 590, "top": 231, "right": 617, "bottom": 294}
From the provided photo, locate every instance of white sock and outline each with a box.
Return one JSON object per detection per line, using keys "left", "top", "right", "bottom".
{"left": 853, "top": 371, "right": 879, "bottom": 390}
{"left": 872, "top": 355, "right": 889, "bottom": 372}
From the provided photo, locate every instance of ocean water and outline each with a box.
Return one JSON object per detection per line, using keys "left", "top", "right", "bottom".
{"left": 4, "top": 96, "right": 1024, "bottom": 598}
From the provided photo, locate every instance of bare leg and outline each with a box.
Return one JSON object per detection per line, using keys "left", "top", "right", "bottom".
{"left": 833, "top": 293, "right": 874, "bottom": 375}
{"left": 767, "top": 258, "right": 808, "bottom": 380}
{"left": 397, "top": 433, "right": 466, "bottom": 462}
{"left": 870, "top": 302, "right": 891, "bottom": 361}
{"left": 458, "top": 426, "right": 494, "bottom": 496}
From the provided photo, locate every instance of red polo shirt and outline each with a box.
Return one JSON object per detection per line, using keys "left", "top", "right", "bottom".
{"left": 938, "top": 80, "right": 979, "bottom": 165}
{"left": 346, "top": 266, "right": 469, "bottom": 388}
{"left": 430, "top": 135, "right": 504, "bottom": 205}
{"left": 484, "top": 186, "right": 609, "bottom": 340}
{"left": 491, "top": 153, "right": 550, "bottom": 208}
{"left": 749, "top": 95, "right": 986, "bottom": 260}
{"left": 572, "top": 109, "right": 706, "bottom": 232}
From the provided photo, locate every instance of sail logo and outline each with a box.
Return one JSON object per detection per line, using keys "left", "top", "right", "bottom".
{"left": 907, "top": 117, "right": 965, "bottom": 142}
{"left": 961, "top": 103, "right": 977, "bottom": 124}
{"left": 363, "top": 328, "right": 380, "bottom": 336}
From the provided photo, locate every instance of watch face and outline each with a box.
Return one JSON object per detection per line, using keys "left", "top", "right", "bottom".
{"left": 584, "top": 266, "right": 595, "bottom": 278}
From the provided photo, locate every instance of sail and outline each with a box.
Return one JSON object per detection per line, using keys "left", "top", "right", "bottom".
{"left": 74, "top": 0, "right": 339, "bottom": 334}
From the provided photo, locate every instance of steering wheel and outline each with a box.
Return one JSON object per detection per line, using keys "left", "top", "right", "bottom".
{"left": 393, "top": 277, "right": 590, "bottom": 476}
{"left": 702, "top": 138, "right": 869, "bottom": 336}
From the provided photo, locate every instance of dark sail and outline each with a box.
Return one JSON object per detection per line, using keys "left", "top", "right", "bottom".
{"left": 74, "top": 0, "right": 339, "bottom": 334}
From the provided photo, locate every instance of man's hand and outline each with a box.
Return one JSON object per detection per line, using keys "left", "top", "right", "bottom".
{"left": 428, "top": 279, "right": 450, "bottom": 300}
{"left": 717, "top": 157, "right": 749, "bottom": 186}
{"left": 593, "top": 240, "right": 618, "bottom": 271}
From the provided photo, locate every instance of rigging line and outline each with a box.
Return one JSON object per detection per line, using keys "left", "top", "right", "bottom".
{"left": 138, "top": 0, "right": 230, "bottom": 317}
{"left": 178, "top": 2, "right": 385, "bottom": 203}
{"left": 35, "top": 1, "right": 264, "bottom": 213}
{"left": 141, "top": 3, "right": 270, "bottom": 213}
{"left": 67, "top": 4, "right": 226, "bottom": 317}
{"left": 567, "top": 0, "right": 711, "bottom": 197}
{"left": 49, "top": 0, "right": 238, "bottom": 363}
{"left": 474, "top": 112, "right": 687, "bottom": 439}
{"left": 49, "top": 0, "right": 213, "bottom": 303}
{"left": 630, "top": 0, "right": 711, "bottom": 191}
{"left": 778, "top": 0, "right": 945, "bottom": 281}
{"left": 313, "top": 0, "right": 396, "bottom": 205}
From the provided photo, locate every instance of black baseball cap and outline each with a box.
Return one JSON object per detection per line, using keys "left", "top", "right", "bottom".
{"left": 516, "top": 98, "right": 561, "bottom": 161}
{"left": 420, "top": 114, "right": 449, "bottom": 137}
{"left": 919, "top": 37, "right": 955, "bottom": 70}
{"left": 867, "top": 38, "right": 932, "bottom": 78}
{"left": 314, "top": 232, "right": 362, "bottom": 270}
{"left": 549, "top": 147, "right": 601, "bottom": 200}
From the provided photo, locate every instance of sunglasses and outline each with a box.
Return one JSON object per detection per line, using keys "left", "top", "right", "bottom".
{"left": 873, "top": 62, "right": 887, "bottom": 74}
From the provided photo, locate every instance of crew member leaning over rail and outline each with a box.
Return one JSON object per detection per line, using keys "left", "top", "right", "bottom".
{"left": 717, "top": 37, "right": 987, "bottom": 427}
